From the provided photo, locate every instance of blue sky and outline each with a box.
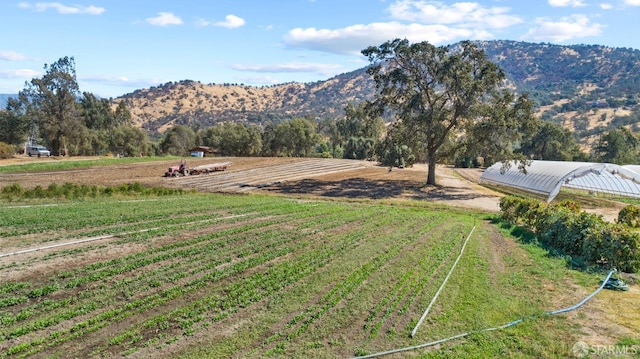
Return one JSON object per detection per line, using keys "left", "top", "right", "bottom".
{"left": 1, "top": 0, "right": 640, "bottom": 98}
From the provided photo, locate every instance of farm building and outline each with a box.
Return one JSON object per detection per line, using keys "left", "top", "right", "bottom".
{"left": 479, "top": 160, "right": 640, "bottom": 202}
{"left": 189, "top": 146, "right": 220, "bottom": 157}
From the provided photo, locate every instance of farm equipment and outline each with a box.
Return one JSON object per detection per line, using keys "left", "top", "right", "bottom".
{"left": 189, "top": 161, "right": 233, "bottom": 174}
{"left": 164, "top": 160, "right": 232, "bottom": 177}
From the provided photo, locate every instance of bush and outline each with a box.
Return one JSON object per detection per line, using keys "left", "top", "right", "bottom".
{"left": 499, "top": 195, "right": 640, "bottom": 272}
{"left": 617, "top": 204, "right": 640, "bottom": 228}
{"left": 1, "top": 183, "right": 24, "bottom": 200}
{"left": 0, "top": 142, "right": 15, "bottom": 159}
{"left": 0, "top": 182, "right": 184, "bottom": 201}
{"left": 379, "top": 144, "right": 415, "bottom": 168}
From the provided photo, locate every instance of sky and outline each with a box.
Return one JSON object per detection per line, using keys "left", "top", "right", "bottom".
{"left": 1, "top": 0, "right": 640, "bottom": 99}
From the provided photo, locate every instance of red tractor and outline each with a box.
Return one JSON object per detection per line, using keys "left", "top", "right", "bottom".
{"left": 164, "top": 160, "right": 190, "bottom": 177}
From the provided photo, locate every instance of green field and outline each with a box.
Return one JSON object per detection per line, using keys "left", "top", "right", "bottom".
{"left": 0, "top": 191, "right": 629, "bottom": 358}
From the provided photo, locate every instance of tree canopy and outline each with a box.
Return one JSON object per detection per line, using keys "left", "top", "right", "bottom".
{"left": 19, "top": 56, "right": 80, "bottom": 155}
{"left": 518, "top": 120, "right": 584, "bottom": 161}
{"left": 3, "top": 56, "right": 143, "bottom": 157}
{"left": 362, "top": 39, "right": 537, "bottom": 185}
{"left": 593, "top": 127, "right": 639, "bottom": 164}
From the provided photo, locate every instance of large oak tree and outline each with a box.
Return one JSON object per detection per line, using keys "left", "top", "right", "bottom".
{"left": 363, "top": 39, "right": 537, "bottom": 185}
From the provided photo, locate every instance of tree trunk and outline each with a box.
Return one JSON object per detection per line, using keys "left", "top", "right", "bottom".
{"left": 427, "top": 152, "right": 437, "bottom": 186}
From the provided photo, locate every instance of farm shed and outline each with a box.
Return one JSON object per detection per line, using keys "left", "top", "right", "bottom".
{"left": 188, "top": 146, "right": 219, "bottom": 157}
{"left": 479, "top": 160, "right": 640, "bottom": 202}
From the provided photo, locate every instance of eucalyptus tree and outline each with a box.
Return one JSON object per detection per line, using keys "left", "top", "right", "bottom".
{"left": 362, "top": 39, "right": 536, "bottom": 185}
{"left": 0, "top": 98, "right": 30, "bottom": 146}
{"left": 337, "top": 102, "right": 384, "bottom": 160}
{"left": 80, "top": 92, "right": 116, "bottom": 130}
{"left": 19, "top": 56, "right": 83, "bottom": 155}
{"left": 114, "top": 100, "right": 132, "bottom": 126}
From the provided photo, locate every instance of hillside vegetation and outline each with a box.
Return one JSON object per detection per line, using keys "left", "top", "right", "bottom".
{"left": 117, "top": 40, "right": 640, "bottom": 149}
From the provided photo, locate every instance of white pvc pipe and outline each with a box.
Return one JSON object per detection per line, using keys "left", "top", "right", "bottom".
{"left": 353, "top": 269, "right": 616, "bottom": 359}
{"left": 410, "top": 225, "right": 476, "bottom": 337}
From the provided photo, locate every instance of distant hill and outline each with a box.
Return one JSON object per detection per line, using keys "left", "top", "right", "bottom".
{"left": 478, "top": 40, "right": 640, "bottom": 148}
{"left": 111, "top": 41, "right": 640, "bottom": 147}
{"left": 118, "top": 68, "right": 375, "bottom": 133}
{"left": 0, "top": 94, "right": 17, "bottom": 109}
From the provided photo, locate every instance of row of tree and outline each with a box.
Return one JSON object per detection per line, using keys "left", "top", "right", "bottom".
{"left": 1, "top": 44, "right": 637, "bottom": 185}
{"left": 0, "top": 57, "right": 149, "bottom": 157}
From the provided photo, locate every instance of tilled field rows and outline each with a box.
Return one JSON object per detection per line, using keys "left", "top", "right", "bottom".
{"left": 166, "top": 158, "right": 370, "bottom": 193}
{"left": 0, "top": 192, "right": 475, "bottom": 358}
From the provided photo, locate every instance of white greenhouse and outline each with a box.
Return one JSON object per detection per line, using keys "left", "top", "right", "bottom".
{"left": 479, "top": 160, "right": 640, "bottom": 202}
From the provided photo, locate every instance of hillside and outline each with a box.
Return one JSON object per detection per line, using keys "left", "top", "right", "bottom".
{"left": 480, "top": 40, "right": 640, "bottom": 148}
{"left": 117, "top": 40, "right": 640, "bottom": 146}
{"left": 118, "top": 68, "right": 375, "bottom": 133}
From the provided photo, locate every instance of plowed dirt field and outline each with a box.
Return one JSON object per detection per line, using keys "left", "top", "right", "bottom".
{"left": 0, "top": 156, "right": 502, "bottom": 212}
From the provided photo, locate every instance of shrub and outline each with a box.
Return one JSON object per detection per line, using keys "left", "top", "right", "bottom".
{"left": 499, "top": 195, "right": 640, "bottom": 272}
{"left": 1, "top": 183, "right": 24, "bottom": 200}
{"left": 0, "top": 142, "right": 15, "bottom": 159}
{"left": 555, "top": 199, "right": 581, "bottom": 212}
{"left": 617, "top": 204, "right": 640, "bottom": 228}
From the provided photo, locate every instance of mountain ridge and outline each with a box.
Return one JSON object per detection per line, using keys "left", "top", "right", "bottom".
{"left": 115, "top": 40, "right": 640, "bottom": 149}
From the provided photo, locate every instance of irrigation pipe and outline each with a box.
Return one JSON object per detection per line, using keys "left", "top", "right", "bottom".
{"left": 353, "top": 269, "right": 616, "bottom": 359}
{"left": 0, "top": 213, "right": 250, "bottom": 258}
{"left": 410, "top": 225, "right": 476, "bottom": 337}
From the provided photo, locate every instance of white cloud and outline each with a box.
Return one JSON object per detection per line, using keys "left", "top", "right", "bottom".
{"left": 231, "top": 63, "right": 343, "bottom": 76}
{"left": 145, "top": 12, "right": 183, "bottom": 26}
{"left": 196, "top": 15, "right": 245, "bottom": 28}
{"left": 283, "top": 1, "right": 520, "bottom": 56}
{"left": 235, "top": 75, "right": 280, "bottom": 86}
{"left": 548, "top": 0, "right": 587, "bottom": 7}
{"left": 78, "top": 74, "right": 166, "bottom": 92}
{"left": 18, "top": 2, "right": 105, "bottom": 15}
{"left": 0, "top": 68, "right": 40, "bottom": 79}
{"left": 521, "top": 15, "right": 605, "bottom": 43}
{"left": 599, "top": 3, "right": 613, "bottom": 9}
{"left": 284, "top": 22, "right": 492, "bottom": 55}
{"left": 0, "top": 51, "right": 27, "bottom": 61}
{"left": 215, "top": 15, "right": 245, "bottom": 29}
{"left": 624, "top": 0, "right": 640, "bottom": 5}
{"left": 387, "top": 0, "right": 523, "bottom": 29}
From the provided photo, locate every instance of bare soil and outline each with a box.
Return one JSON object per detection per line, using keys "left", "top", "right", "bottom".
{"left": 0, "top": 156, "right": 502, "bottom": 213}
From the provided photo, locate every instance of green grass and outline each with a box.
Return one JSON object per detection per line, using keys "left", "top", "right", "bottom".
{"left": 0, "top": 156, "right": 180, "bottom": 173}
{"left": 0, "top": 193, "right": 611, "bottom": 358}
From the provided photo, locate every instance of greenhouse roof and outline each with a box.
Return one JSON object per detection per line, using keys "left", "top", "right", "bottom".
{"left": 479, "top": 160, "right": 640, "bottom": 202}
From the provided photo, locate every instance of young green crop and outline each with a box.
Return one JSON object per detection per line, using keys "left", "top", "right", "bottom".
{"left": 0, "top": 192, "right": 609, "bottom": 359}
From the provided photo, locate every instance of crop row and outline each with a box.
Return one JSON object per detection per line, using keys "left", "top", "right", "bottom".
{"left": 0, "top": 192, "right": 476, "bottom": 358}
{"left": 362, "top": 225, "right": 467, "bottom": 340}
{"left": 1, "top": 202, "right": 357, "bottom": 327}
{"left": 1, "top": 196, "right": 388, "bottom": 357}
{"left": 250, "top": 214, "right": 454, "bottom": 356}
{"left": 103, "top": 206, "right": 416, "bottom": 356}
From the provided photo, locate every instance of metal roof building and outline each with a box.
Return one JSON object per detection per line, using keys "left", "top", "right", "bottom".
{"left": 479, "top": 160, "right": 640, "bottom": 202}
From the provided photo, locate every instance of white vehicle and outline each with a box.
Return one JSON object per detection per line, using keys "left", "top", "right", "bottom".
{"left": 26, "top": 145, "right": 51, "bottom": 157}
